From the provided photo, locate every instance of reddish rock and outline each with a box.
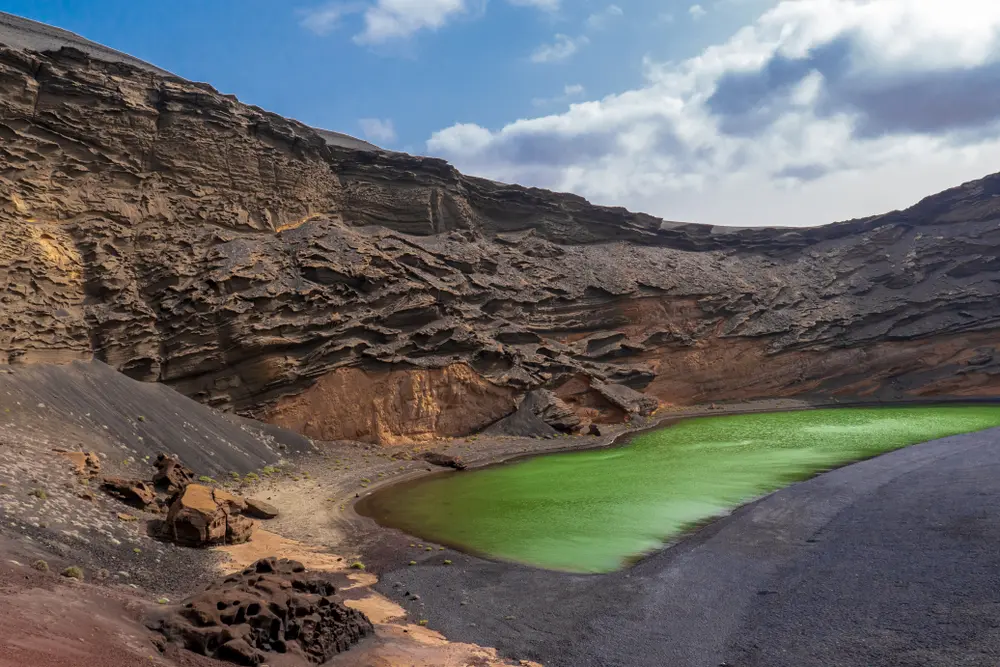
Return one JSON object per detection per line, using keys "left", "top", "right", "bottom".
{"left": 163, "top": 484, "right": 255, "bottom": 547}
{"left": 153, "top": 454, "right": 195, "bottom": 493}
{"left": 244, "top": 498, "right": 279, "bottom": 520}
{"left": 100, "top": 477, "right": 156, "bottom": 508}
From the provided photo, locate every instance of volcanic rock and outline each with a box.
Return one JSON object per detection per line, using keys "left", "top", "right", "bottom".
{"left": 591, "top": 382, "right": 659, "bottom": 417}
{"left": 482, "top": 389, "right": 581, "bottom": 437}
{"left": 151, "top": 557, "right": 373, "bottom": 665}
{"left": 421, "top": 452, "right": 467, "bottom": 470}
{"left": 162, "top": 484, "right": 255, "bottom": 547}
{"left": 100, "top": 477, "right": 155, "bottom": 509}
{"left": 153, "top": 454, "right": 196, "bottom": 493}
{"left": 56, "top": 450, "right": 101, "bottom": 478}
{"left": 244, "top": 498, "right": 279, "bottom": 520}
{"left": 3, "top": 28, "right": 1000, "bottom": 445}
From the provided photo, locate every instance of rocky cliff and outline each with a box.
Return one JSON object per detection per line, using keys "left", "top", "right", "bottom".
{"left": 2, "top": 22, "right": 999, "bottom": 443}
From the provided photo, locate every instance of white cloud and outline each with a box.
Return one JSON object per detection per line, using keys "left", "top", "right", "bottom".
{"left": 359, "top": 117, "right": 397, "bottom": 143}
{"left": 356, "top": 0, "right": 467, "bottom": 44}
{"left": 427, "top": 0, "right": 1000, "bottom": 227}
{"left": 530, "top": 34, "right": 589, "bottom": 63}
{"left": 586, "top": 4, "right": 624, "bottom": 30}
{"left": 688, "top": 4, "right": 707, "bottom": 20}
{"left": 508, "top": 0, "right": 559, "bottom": 11}
{"left": 300, "top": 0, "right": 468, "bottom": 43}
{"left": 298, "top": 3, "right": 362, "bottom": 35}
{"left": 532, "top": 83, "right": 586, "bottom": 107}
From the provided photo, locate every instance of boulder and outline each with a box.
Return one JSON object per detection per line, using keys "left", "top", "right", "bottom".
{"left": 101, "top": 477, "right": 156, "bottom": 508}
{"left": 150, "top": 557, "right": 373, "bottom": 665}
{"left": 588, "top": 423, "right": 602, "bottom": 436}
{"left": 163, "top": 484, "right": 254, "bottom": 547}
{"left": 244, "top": 498, "right": 279, "bottom": 520}
{"left": 56, "top": 450, "right": 101, "bottom": 478}
{"left": 524, "top": 389, "right": 582, "bottom": 432}
{"left": 153, "top": 454, "right": 196, "bottom": 493}
{"left": 482, "top": 389, "right": 581, "bottom": 437}
{"left": 421, "top": 452, "right": 467, "bottom": 470}
{"left": 591, "top": 381, "right": 658, "bottom": 417}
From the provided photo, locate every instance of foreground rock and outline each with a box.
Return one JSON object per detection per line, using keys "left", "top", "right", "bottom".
{"left": 422, "top": 452, "right": 467, "bottom": 470}
{"left": 244, "top": 498, "right": 279, "bottom": 520}
{"left": 100, "top": 477, "right": 156, "bottom": 509}
{"left": 151, "top": 557, "right": 373, "bottom": 665}
{"left": 153, "top": 454, "right": 196, "bottom": 494}
{"left": 484, "top": 389, "right": 582, "bottom": 437}
{"left": 162, "top": 484, "right": 255, "bottom": 547}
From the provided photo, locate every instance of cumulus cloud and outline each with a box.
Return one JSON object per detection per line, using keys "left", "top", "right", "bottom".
{"left": 427, "top": 0, "right": 1000, "bottom": 226}
{"left": 299, "top": 0, "right": 467, "bottom": 43}
{"left": 586, "top": 4, "right": 624, "bottom": 30}
{"left": 532, "top": 83, "right": 586, "bottom": 107}
{"left": 359, "top": 117, "right": 397, "bottom": 143}
{"left": 688, "top": 4, "right": 707, "bottom": 20}
{"left": 507, "top": 0, "right": 560, "bottom": 11}
{"left": 531, "top": 34, "right": 589, "bottom": 63}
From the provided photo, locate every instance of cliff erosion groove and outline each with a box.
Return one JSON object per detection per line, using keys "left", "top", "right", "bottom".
{"left": 2, "top": 33, "right": 1000, "bottom": 443}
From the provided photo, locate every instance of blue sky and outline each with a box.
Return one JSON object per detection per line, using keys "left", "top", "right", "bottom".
{"left": 4, "top": 0, "right": 1000, "bottom": 226}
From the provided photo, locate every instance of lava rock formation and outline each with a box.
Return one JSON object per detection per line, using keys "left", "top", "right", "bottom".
{"left": 2, "top": 21, "right": 1000, "bottom": 443}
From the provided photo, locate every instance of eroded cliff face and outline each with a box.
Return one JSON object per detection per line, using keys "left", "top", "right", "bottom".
{"left": 2, "top": 41, "right": 1000, "bottom": 443}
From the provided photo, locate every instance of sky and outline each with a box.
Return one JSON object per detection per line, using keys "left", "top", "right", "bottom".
{"left": 3, "top": 0, "right": 1000, "bottom": 226}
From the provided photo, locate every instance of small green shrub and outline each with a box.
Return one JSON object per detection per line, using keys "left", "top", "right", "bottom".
{"left": 350, "top": 561, "right": 365, "bottom": 570}
{"left": 229, "top": 471, "right": 240, "bottom": 479}
{"left": 30, "top": 488, "right": 47, "bottom": 500}
{"left": 61, "top": 566, "right": 83, "bottom": 580}
{"left": 443, "top": 559, "right": 452, "bottom": 565}
{"left": 244, "top": 472, "right": 259, "bottom": 482}
{"left": 137, "top": 415, "right": 146, "bottom": 422}
{"left": 418, "top": 619, "right": 428, "bottom": 626}
{"left": 197, "top": 475, "right": 215, "bottom": 484}
{"left": 409, "top": 561, "right": 417, "bottom": 566}
{"left": 32, "top": 559, "right": 48, "bottom": 572}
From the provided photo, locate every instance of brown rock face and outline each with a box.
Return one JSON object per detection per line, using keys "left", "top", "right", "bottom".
{"left": 164, "top": 484, "right": 255, "bottom": 547}
{"left": 2, "top": 31, "right": 1000, "bottom": 443}
{"left": 100, "top": 477, "right": 156, "bottom": 508}
{"left": 151, "top": 557, "right": 373, "bottom": 665}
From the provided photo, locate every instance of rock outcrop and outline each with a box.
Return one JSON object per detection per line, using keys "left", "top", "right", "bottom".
{"left": 151, "top": 557, "right": 373, "bottom": 665}
{"left": 2, "top": 23, "right": 1000, "bottom": 443}
{"left": 163, "top": 483, "right": 256, "bottom": 547}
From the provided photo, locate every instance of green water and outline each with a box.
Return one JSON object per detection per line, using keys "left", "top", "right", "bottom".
{"left": 358, "top": 406, "right": 1000, "bottom": 573}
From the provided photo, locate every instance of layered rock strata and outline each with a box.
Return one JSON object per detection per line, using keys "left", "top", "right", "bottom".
{"left": 2, "top": 27, "right": 1000, "bottom": 443}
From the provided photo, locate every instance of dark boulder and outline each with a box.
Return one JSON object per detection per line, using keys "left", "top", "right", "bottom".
{"left": 150, "top": 557, "right": 373, "bottom": 665}
{"left": 591, "top": 381, "right": 658, "bottom": 417}
{"left": 153, "top": 453, "right": 196, "bottom": 493}
{"left": 100, "top": 477, "right": 156, "bottom": 508}
{"left": 244, "top": 498, "right": 279, "bottom": 520}
{"left": 421, "top": 452, "right": 467, "bottom": 470}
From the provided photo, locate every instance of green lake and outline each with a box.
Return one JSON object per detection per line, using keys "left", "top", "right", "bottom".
{"left": 357, "top": 405, "right": 1000, "bottom": 573}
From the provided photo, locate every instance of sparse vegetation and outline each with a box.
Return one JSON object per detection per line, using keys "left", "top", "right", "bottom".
{"left": 418, "top": 619, "right": 428, "bottom": 626}
{"left": 137, "top": 415, "right": 146, "bottom": 422}
{"left": 350, "top": 561, "right": 365, "bottom": 570}
{"left": 29, "top": 488, "right": 47, "bottom": 500}
{"left": 261, "top": 466, "right": 278, "bottom": 476}
{"left": 409, "top": 561, "right": 417, "bottom": 566}
{"left": 229, "top": 471, "right": 240, "bottom": 479}
{"left": 197, "top": 475, "right": 215, "bottom": 484}
{"left": 244, "top": 472, "right": 259, "bottom": 482}
{"left": 133, "top": 548, "right": 142, "bottom": 554}
{"left": 61, "top": 566, "right": 83, "bottom": 580}
{"left": 361, "top": 478, "right": 371, "bottom": 484}
{"left": 443, "top": 559, "right": 452, "bottom": 565}
{"left": 32, "top": 559, "right": 48, "bottom": 572}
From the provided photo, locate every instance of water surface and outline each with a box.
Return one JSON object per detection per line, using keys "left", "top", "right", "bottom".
{"left": 358, "top": 406, "right": 1000, "bottom": 573}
